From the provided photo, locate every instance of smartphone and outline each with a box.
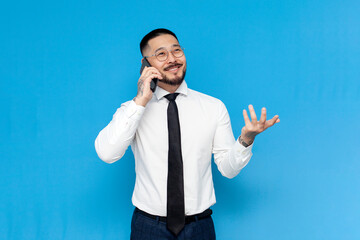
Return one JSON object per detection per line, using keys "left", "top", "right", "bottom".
{"left": 140, "top": 58, "right": 158, "bottom": 92}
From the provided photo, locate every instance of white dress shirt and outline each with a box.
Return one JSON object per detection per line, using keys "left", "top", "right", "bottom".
{"left": 95, "top": 81, "right": 253, "bottom": 216}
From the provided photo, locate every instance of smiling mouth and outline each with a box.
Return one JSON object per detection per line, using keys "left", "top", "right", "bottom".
{"left": 164, "top": 64, "right": 182, "bottom": 72}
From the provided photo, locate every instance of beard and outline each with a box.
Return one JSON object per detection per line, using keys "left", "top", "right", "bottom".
{"left": 159, "top": 67, "right": 186, "bottom": 86}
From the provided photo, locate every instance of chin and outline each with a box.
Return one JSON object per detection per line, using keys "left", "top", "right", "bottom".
{"left": 160, "top": 69, "right": 186, "bottom": 86}
{"left": 160, "top": 77, "right": 184, "bottom": 86}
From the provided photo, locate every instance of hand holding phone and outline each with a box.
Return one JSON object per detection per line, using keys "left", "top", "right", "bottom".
{"left": 140, "top": 58, "right": 158, "bottom": 92}
{"left": 134, "top": 59, "right": 162, "bottom": 107}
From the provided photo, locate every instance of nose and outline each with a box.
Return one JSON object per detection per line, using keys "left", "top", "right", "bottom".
{"left": 167, "top": 51, "right": 176, "bottom": 63}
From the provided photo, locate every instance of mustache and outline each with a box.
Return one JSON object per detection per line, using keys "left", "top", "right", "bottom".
{"left": 159, "top": 68, "right": 186, "bottom": 86}
{"left": 164, "top": 63, "right": 183, "bottom": 71}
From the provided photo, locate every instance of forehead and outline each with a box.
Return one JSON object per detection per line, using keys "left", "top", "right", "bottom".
{"left": 147, "top": 34, "right": 179, "bottom": 52}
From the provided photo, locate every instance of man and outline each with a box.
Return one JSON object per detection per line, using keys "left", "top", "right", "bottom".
{"left": 95, "top": 28, "right": 280, "bottom": 240}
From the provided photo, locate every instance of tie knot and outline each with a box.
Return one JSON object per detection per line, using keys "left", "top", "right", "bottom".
{"left": 165, "top": 93, "right": 179, "bottom": 102}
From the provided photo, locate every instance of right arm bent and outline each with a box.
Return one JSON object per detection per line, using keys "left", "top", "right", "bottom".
{"left": 94, "top": 100, "right": 145, "bottom": 163}
{"left": 95, "top": 66, "right": 162, "bottom": 163}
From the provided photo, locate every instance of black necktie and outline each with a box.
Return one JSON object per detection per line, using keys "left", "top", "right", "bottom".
{"left": 164, "top": 93, "right": 185, "bottom": 236}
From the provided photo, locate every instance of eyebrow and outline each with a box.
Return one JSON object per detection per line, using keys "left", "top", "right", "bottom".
{"left": 155, "top": 44, "right": 181, "bottom": 52}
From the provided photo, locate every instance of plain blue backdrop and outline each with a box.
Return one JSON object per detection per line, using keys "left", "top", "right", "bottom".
{"left": 1, "top": 0, "right": 360, "bottom": 239}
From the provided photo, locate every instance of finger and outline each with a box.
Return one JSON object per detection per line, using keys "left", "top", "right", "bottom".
{"left": 144, "top": 74, "right": 163, "bottom": 86}
{"left": 140, "top": 66, "right": 149, "bottom": 78}
{"left": 259, "top": 107, "right": 266, "bottom": 125}
{"left": 265, "top": 115, "right": 279, "bottom": 128}
{"left": 150, "top": 71, "right": 163, "bottom": 80}
{"left": 145, "top": 67, "right": 161, "bottom": 76}
{"left": 141, "top": 67, "right": 160, "bottom": 78}
{"left": 243, "top": 109, "right": 251, "bottom": 126}
{"left": 248, "top": 104, "right": 257, "bottom": 122}
{"left": 141, "top": 72, "right": 163, "bottom": 84}
{"left": 142, "top": 69, "right": 160, "bottom": 79}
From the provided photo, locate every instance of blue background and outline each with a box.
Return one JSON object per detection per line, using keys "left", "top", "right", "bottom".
{"left": 1, "top": 0, "right": 360, "bottom": 239}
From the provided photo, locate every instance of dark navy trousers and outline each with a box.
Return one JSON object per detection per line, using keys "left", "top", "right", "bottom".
{"left": 130, "top": 208, "right": 216, "bottom": 240}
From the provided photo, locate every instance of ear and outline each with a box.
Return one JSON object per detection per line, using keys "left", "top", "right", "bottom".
{"left": 141, "top": 58, "right": 144, "bottom": 64}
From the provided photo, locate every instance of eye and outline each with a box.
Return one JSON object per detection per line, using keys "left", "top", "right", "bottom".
{"left": 156, "top": 51, "right": 166, "bottom": 56}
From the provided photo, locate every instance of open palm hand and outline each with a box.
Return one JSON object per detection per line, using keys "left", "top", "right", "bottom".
{"left": 240, "top": 104, "right": 280, "bottom": 145}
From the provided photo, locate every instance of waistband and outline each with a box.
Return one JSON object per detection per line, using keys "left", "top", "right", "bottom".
{"left": 135, "top": 208, "right": 213, "bottom": 224}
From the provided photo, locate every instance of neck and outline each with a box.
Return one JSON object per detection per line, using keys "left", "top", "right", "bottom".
{"left": 158, "top": 82, "right": 181, "bottom": 93}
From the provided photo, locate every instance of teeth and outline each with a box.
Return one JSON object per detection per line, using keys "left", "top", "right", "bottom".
{"left": 166, "top": 65, "right": 181, "bottom": 71}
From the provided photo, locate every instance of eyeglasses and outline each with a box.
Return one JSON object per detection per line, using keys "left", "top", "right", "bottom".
{"left": 144, "top": 46, "right": 185, "bottom": 62}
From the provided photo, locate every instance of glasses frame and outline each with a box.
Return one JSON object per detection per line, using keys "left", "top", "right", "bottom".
{"left": 144, "top": 46, "right": 185, "bottom": 62}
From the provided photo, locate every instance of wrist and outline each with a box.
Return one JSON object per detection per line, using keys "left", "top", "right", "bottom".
{"left": 133, "top": 96, "right": 149, "bottom": 107}
{"left": 238, "top": 135, "right": 254, "bottom": 147}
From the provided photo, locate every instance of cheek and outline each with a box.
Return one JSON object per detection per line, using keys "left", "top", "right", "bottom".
{"left": 155, "top": 63, "right": 165, "bottom": 70}
{"left": 154, "top": 65, "right": 167, "bottom": 76}
{"left": 179, "top": 57, "right": 186, "bottom": 65}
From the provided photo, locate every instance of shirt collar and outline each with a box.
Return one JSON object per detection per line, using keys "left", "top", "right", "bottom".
{"left": 154, "top": 80, "right": 188, "bottom": 100}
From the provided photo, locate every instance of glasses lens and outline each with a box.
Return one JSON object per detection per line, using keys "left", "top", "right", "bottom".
{"left": 172, "top": 47, "right": 184, "bottom": 58}
{"left": 154, "top": 47, "right": 184, "bottom": 61}
{"left": 155, "top": 50, "right": 168, "bottom": 61}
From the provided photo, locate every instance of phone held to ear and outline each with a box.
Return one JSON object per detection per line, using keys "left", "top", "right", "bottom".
{"left": 140, "top": 58, "right": 158, "bottom": 92}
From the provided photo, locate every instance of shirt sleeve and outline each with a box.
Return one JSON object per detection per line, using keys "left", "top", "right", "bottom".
{"left": 95, "top": 100, "right": 145, "bottom": 163}
{"left": 212, "top": 101, "right": 253, "bottom": 179}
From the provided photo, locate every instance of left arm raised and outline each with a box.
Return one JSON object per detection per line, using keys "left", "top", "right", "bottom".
{"left": 213, "top": 103, "right": 280, "bottom": 179}
{"left": 240, "top": 104, "right": 280, "bottom": 146}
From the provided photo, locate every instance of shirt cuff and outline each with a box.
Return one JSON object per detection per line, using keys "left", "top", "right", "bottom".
{"left": 229, "top": 140, "right": 253, "bottom": 171}
{"left": 124, "top": 100, "right": 145, "bottom": 120}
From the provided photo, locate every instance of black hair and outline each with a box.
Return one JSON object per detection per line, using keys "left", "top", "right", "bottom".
{"left": 140, "top": 28, "right": 178, "bottom": 56}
